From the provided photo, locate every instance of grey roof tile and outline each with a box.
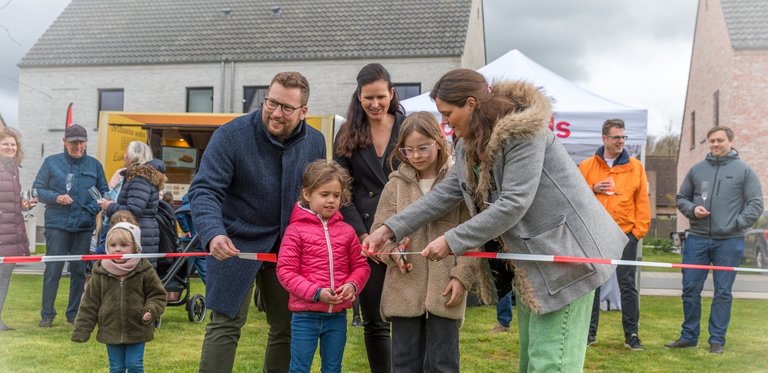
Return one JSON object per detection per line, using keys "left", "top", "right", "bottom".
{"left": 20, "top": 0, "right": 473, "bottom": 66}
{"left": 722, "top": 0, "right": 768, "bottom": 49}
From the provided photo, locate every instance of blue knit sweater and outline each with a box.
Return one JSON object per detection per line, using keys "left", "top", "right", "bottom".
{"left": 189, "top": 110, "right": 326, "bottom": 317}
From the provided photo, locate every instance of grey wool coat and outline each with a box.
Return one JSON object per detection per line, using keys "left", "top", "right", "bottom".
{"left": 384, "top": 81, "right": 627, "bottom": 314}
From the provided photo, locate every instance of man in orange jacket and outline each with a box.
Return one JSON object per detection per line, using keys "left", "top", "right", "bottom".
{"left": 578, "top": 118, "right": 650, "bottom": 351}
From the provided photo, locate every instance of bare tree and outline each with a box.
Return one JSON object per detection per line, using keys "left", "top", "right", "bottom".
{"left": 647, "top": 121, "right": 679, "bottom": 156}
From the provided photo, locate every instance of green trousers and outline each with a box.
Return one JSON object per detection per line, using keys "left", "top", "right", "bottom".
{"left": 198, "top": 265, "right": 291, "bottom": 373}
{"left": 517, "top": 290, "right": 594, "bottom": 373}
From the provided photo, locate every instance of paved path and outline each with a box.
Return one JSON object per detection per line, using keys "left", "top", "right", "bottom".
{"left": 639, "top": 271, "right": 768, "bottom": 300}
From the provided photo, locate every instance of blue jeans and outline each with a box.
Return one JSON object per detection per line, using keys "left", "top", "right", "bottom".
{"left": 680, "top": 234, "right": 744, "bottom": 346}
{"left": 190, "top": 257, "right": 207, "bottom": 285}
{"left": 41, "top": 229, "right": 92, "bottom": 321}
{"left": 106, "top": 343, "right": 145, "bottom": 373}
{"left": 290, "top": 311, "right": 347, "bottom": 373}
{"left": 496, "top": 292, "right": 513, "bottom": 328}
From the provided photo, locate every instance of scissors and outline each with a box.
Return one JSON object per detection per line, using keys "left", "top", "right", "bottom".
{"left": 392, "top": 237, "right": 412, "bottom": 273}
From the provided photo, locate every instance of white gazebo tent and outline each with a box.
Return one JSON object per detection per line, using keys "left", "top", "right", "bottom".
{"left": 401, "top": 49, "right": 648, "bottom": 164}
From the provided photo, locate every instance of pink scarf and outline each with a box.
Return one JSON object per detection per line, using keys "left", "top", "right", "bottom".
{"left": 101, "top": 258, "right": 140, "bottom": 278}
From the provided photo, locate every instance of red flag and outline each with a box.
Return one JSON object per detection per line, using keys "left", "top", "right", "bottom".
{"left": 65, "top": 103, "right": 73, "bottom": 128}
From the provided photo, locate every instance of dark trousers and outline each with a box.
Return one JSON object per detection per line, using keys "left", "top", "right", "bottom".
{"left": 488, "top": 240, "right": 516, "bottom": 327}
{"left": 360, "top": 259, "right": 391, "bottom": 373}
{"left": 198, "top": 264, "right": 291, "bottom": 373}
{"left": 41, "top": 228, "right": 92, "bottom": 321}
{"left": 589, "top": 233, "right": 639, "bottom": 338}
{"left": 0, "top": 263, "right": 14, "bottom": 322}
{"left": 391, "top": 315, "right": 461, "bottom": 373}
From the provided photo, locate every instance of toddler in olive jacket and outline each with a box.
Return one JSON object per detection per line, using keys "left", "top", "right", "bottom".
{"left": 72, "top": 222, "right": 166, "bottom": 372}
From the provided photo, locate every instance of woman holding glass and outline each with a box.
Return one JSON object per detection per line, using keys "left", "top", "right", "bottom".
{"left": 333, "top": 63, "right": 405, "bottom": 372}
{"left": 0, "top": 127, "right": 33, "bottom": 330}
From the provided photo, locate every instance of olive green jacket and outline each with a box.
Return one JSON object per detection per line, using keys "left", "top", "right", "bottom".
{"left": 72, "top": 259, "right": 166, "bottom": 344}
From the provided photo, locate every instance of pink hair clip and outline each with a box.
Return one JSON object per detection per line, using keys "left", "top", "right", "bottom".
{"left": 487, "top": 85, "right": 493, "bottom": 94}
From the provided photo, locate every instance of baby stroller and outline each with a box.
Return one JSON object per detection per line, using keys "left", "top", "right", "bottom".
{"left": 155, "top": 201, "right": 207, "bottom": 323}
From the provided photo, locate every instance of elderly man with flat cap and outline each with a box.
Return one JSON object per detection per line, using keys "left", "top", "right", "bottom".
{"left": 33, "top": 124, "right": 108, "bottom": 327}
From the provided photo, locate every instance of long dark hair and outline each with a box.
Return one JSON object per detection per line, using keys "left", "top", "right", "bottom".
{"left": 430, "top": 69, "right": 516, "bottom": 165}
{"left": 335, "top": 63, "right": 404, "bottom": 157}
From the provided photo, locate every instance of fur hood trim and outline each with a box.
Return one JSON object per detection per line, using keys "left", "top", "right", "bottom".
{"left": 125, "top": 163, "right": 167, "bottom": 190}
{"left": 464, "top": 80, "right": 552, "bottom": 314}
{"left": 486, "top": 80, "right": 552, "bottom": 149}
{"left": 465, "top": 80, "right": 552, "bottom": 215}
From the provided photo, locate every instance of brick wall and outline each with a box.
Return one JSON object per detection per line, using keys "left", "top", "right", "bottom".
{"left": 676, "top": 0, "right": 768, "bottom": 230}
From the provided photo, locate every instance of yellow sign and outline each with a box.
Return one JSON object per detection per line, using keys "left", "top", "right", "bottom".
{"left": 104, "top": 124, "right": 147, "bottom": 180}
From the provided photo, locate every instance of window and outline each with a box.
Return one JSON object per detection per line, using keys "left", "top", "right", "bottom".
{"left": 394, "top": 83, "right": 421, "bottom": 100}
{"left": 243, "top": 86, "right": 269, "bottom": 113}
{"left": 713, "top": 90, "right": 719, "bottom": 127}
{"left": 187, "top": 87, "right": 214, "bottom": 113}
{"left": 689, "top": 111, "right": 696, "bottom": 150}
{"left": 99, "top": 89, "right": 124, "bottom": 112}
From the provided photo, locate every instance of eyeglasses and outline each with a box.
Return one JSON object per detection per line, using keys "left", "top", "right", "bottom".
{"left": 399, "top": 141, "right": 436, "bottom": 158}
{"left": 606, "top": 135, "right": 628, "bottom": 140}
{"left": 264, "top": 97, "right": 304, "bottom": 116}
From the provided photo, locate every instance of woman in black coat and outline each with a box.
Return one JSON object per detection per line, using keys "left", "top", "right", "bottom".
{"left": 0, "top": 127, "right": 32, "bottom": 330}
{"left": 333, "top": 63, "right": 404, "bottom": 373}
{"left": 100, "top": 159, "right": 166, "bottom": 259}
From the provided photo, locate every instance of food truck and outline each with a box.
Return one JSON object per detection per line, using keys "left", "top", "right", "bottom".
{"left": 96, "top": 111, "right": 338, "bottom": 201}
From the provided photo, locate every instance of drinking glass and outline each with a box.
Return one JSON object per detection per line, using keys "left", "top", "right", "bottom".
{"left": 700, "top": 181, "right": 710, "bottom": 204}
{"left": 88, "top": 186, "right": 101, "bottom": 202}
{"left": 603, "top": 176, "right": 616, "bottom": 196}
{"left": 65, "top": 173, "right": 74, "bottom": 193}
{"left": 26, "top": 188, "right": 38, "bottom": 218}
{"left": 21, "top": 190, "right": 31, "bottom": 219}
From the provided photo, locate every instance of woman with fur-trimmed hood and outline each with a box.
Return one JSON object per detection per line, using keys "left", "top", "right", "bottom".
{"left": 365, "top": 69, "right": 627, "bottom": 372}
{"left": 100, "top": 159, "right": 167, "bottom": 257}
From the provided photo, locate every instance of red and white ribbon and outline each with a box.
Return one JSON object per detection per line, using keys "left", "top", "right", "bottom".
{"left": 0, "top": 252, "right": 277, "bottom": 264}
{"left": 3, "top": 251, "right": 766, "bottom": 274}
{"left": 368, "top": 250, "right": 768, "bottom": 274}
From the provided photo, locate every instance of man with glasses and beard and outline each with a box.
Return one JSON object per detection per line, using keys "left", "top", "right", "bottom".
{"left": 190, "top": 72, "right": 325, "bottom": 372}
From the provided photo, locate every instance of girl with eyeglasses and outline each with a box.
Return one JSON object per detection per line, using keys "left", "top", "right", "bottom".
{"left": 371, "top": 112, "right": 491, "bottom": 372}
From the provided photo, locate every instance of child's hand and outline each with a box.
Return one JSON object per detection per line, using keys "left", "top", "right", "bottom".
{"left": 442, "top": 278, "right": 466, "bottom": 308}
{"left": 142, "top": 310, "right": 153, "bottom": 322}
{"left": 334, "top": 283, "right": 356, "bottom": 302}
{"left": 318, "top": 288, "right": 342, "bottom": 305}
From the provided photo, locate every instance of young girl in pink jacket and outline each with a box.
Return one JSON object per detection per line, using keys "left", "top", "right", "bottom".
{"left": 277, "top": 159, "right": 370, "bottom": 373}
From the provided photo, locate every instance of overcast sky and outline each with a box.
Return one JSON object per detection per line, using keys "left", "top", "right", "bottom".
{"left": 0, "top": 0, "right": 697, "bottom": 136}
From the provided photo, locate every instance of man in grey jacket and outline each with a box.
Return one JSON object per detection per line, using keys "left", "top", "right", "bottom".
{"left": 666, "top": 126, "right": 763, "bottom": 354}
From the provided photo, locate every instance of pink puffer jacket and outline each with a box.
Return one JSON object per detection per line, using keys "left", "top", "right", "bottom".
{"left": 277, "top": 203, "right": 370, "bottom": 313}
